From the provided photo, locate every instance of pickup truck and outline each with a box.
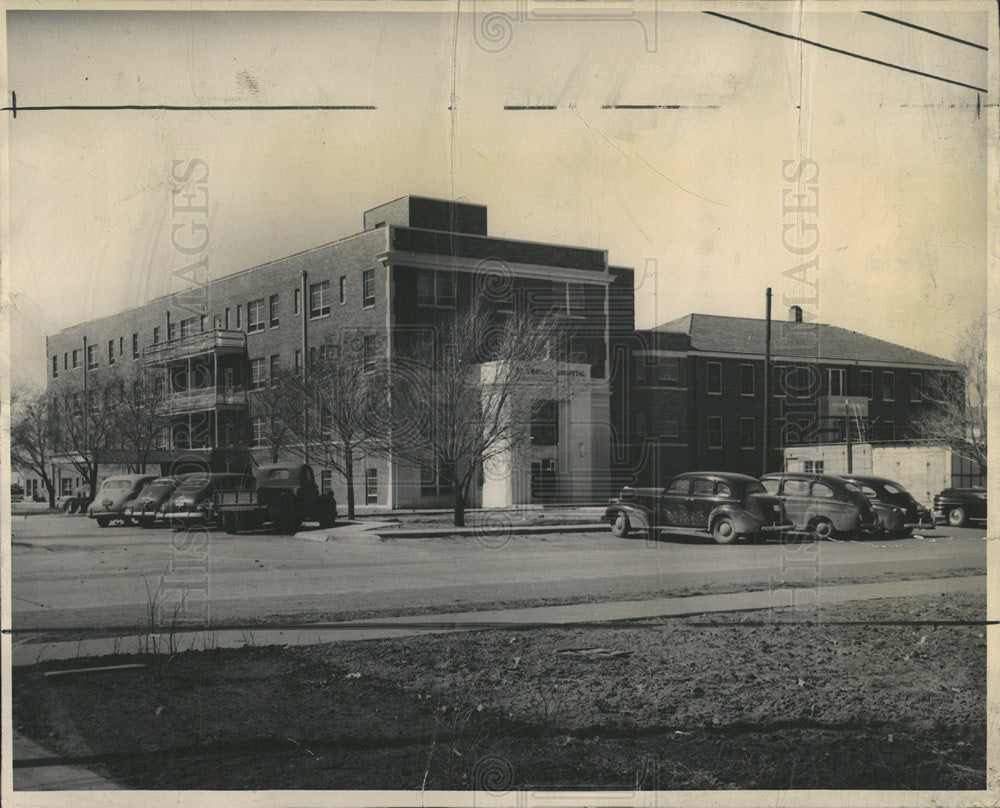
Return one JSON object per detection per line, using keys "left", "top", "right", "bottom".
{"left": 933, "top": 487, "right": 987, "bottom": 527}
{"left": 214, "top": 463, "right": 337, "bottom": 534}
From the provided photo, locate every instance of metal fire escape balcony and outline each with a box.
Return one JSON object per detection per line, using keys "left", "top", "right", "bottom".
{"left": 142, "top": 329, "right": 247, "bottom": 366}
{"left": 162, "top": 386, "right": 249, "bottom": 415}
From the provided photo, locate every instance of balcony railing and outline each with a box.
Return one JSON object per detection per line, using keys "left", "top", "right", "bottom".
{"left": 143, "top": 329, "right": 247, "bottom": 365}
{"left": 162, "top": 386, "right": 248, "bottom": 415}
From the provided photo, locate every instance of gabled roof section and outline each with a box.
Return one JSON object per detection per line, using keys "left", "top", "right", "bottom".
{"left": 653, "top": 313, "right": 960, "bottom": 369}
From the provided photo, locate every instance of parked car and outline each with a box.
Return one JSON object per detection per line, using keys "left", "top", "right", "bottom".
{"left": 10, "top": 483, "right": 24, "bottom": 503}
{"left": 87, "top": 474, "right": 158, "bottom": 527}
{"left": 933, "top": 487, "right": 987, "bottom": 527}
{"left": 838, "top": 474, "right": 934, "bottom": 538}
{"left": 160, "top": 472, "right": 256, "bottom": 526}
{"left": 760, "top": 472, "right": 879, "bottom": 540}
{"left": 124, "top": 474, "right": 197, "bottom": 528}
{"left": 215, "top": 463, "right": 337, "bottom": 534}
{"left": 604, "top": 471, "right": 791, "bottom": 544}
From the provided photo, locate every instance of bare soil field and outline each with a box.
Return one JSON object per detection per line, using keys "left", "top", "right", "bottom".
{"left": 13, "top": 591, "right": 984, "bottom": 790}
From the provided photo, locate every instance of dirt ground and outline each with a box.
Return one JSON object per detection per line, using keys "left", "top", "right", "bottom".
{"left": 13, "top": 591, "right": 985, "bottom": 790}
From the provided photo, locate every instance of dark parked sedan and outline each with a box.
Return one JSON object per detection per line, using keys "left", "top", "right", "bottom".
{"left": 760, "top": 472, "right": 879, "bottom": 540}
{"left": 604, "top": 471, "right": 790, "bottom": 544}
{"left": 124, "top": 474, "right": 197, "bottom": 528}
{"left": 161, "top": 473, "right": 256, "bottom": 526}
{"left": 839, "top": 474, "right": 934, "bottom": 538}
{"left": 933, "top": 487, "right": 987, "bottom": 527}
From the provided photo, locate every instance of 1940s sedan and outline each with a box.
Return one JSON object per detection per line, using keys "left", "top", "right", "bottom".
{"left": 604, "top": 471, "right": 791, "bottom": 544}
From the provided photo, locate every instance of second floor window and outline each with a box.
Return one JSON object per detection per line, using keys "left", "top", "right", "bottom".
{"left": 249, "top": 357, "right": 266, "bottom": 390}
{"left": 363, "top": 335, "right": 377, "bottom": 372}
{"left": 108, "top": 339, "right": 115, "bottom": 365}
{"left": 828, "top": 368, "right": 845, "bottom": 397}
{"left": 363, "top": 269, "right": 376, "bottom": 307}
{"left": 247, "top": 299, "right": 265, "bottom": 333}
{"left": 132, "top": 333, "right": 139, "bottom": 358}
{"left": 859, "top": 370, "right": 874, "bottom": 400}
{"left": 339, "top": 276, "right": 346, "bottom": 305}
{"left": 882, "top": 371, "right": 895, "bottom": 401}
{"left": 52, "top": 355, "right": 58, "bottom": 378}
{"left": 910, "top": 373, "right": 922, "bottom": 403}
{"left": 269, "top": 294, "right": 279, "bottom": 327}
{"left": 153, "top": 326, "right": 161, "bottom": 345}
{"left": 72, "top": 349, "right": 81, "bottom": 368}
{"left": 310, "top": 281, "right": 330, "bottom": 318}
{"left": 167, "top": 321, "right": 177, "bottom": 341}
{"left": 293, "top": 288, "right": 301, "bottom": 315}
{"left": 180, "top": 316, "right": 197, "bottom": 338}
{"left": 86, "top": 344, "right": 98, "bottom": 370}
{"left": 707, "top": 416, "right": 723, "bottom": 449}
{"left": 251, "top": 416, "right": 265, "bottom": 448}
{"left": 740, "top": 364, "right": 754, "bottom": 396}
{"left": 269, "top": 354, "right": 280, "bottom": 384}
{"left": 416, "top": 270, "right": 454, "bottom": 307}
{"left": 706, "top": 362, "right": 722, "bottom": 395}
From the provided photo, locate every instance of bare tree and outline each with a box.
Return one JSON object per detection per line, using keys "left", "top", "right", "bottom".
{"left": 249, "top": 369, "right": 304, "bottom": 464}
{"left": 914, "top": 319, "right": 987, "bottom": 472}
{"left": 10, "top": 386, "right": 59, "bottom": 506}
{"left": 369, "top": 299, "right": 558, "bottom": 526}
{"left": 110, "top": 365, "right": 171, "bottom": 473}
{"left": 50, "top": 375, "right": 117, "bottom": 498}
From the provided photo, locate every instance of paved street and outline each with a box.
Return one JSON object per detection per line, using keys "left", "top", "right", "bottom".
{"left": 10, "top": 513, "right": 988, "bottom": 635}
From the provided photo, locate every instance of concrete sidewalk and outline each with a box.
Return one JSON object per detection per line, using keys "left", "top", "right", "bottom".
{"left": 12, "top": 730, "right": 121, "bottom": 790}
{"left": 11, "top": 574, "right": 984, "bottom": 667}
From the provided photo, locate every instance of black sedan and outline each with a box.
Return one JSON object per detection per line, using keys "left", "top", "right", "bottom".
{"left": 604, "top": 471, "right": 790, "bottom": 545}
{"left": 933, "top": 487, "right": 987, "bottom": 527}
{"left": 839, "top": 474, "right": 935, "bottom": 538}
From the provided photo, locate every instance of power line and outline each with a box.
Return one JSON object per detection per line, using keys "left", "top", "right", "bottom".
{"left": 703, "top": 11, "right": 987, "bottom": 95}
{"left": 862, "top": 11, "right": 988, "bottom": 51}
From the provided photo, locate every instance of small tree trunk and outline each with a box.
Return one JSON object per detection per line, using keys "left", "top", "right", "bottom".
{"left": 453, "top": 487, "right": 466, "bottom": 527}
{"left": 345, "top": 445, "right": 356, "bottom": 520}
{"left": 47, "top": 481, "right": 56, "bottom": 509}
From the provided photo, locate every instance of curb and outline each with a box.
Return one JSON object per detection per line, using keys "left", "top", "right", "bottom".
{"left": 374, "top": 523, "right": 608, "bottom": 539}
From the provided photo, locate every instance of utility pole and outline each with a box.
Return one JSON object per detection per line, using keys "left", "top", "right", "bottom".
{"left": 762, "top": 288, "right": 772, "bottom": 475}
{"left": 301, "top": 270, "right": 310, "bottom": 465}
{"left": 844, "top": 400, "right": 853, "bottom": 473}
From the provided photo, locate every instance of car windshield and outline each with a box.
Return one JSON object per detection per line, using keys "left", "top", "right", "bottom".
{"left": 746, "top": 481, "right": 766, "bottom": 494}
{"left": 101, "top": 480, "right": 132, "bottom": 491}
{"left": 142, "top": 480, "right": 176, "bottom": 495}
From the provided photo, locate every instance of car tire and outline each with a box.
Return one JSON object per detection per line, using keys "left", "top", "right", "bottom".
{"left": 222, "top": 512, "right": 240, "bottom": 535}
{"left": 947, "top": 506, "right": 968, "bottom": 527}
{"left": 610, "top": 512, "right": 631, "bottom": 538}
{"left": 810, "top": 517, "right": 835, "bottom": 540}
{"left": 95, "top": 515, "right": 111, "bottom": 528}
{"left": 712, "top": 517, "right": 738, "bottom": 545}
{"left": 139, "top": 516, "right": 155, "bottom": 529}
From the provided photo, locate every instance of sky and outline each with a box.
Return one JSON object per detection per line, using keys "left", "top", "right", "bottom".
{"left": 4, "top": 3, "right": 991, "bottom": 390}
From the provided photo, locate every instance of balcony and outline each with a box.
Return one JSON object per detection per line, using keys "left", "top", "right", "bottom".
{"left": 162, "top": 386, "right": 248, "bottom": 415}
{"left": 143, "top": 330, "right": 247, "bottom": 366}
{"left": 819, "top": 395, "right": 870, "bottom": 420}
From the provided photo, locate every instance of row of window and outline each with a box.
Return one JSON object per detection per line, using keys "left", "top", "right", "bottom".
{"left": 704, "top": 362, "right": 925, "bottom": 403}
{"left": 50, "top": 272, "right": 381, "bottom": 379}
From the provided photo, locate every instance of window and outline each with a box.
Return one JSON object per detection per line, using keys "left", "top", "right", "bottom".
{"left": 803, "top": 460, "right": 825, "bottom": 474}
{"left": 658, "top": 359, "right": 679, "bottom": 383}
{"left": 310, "top": 281, "right": 330, "bottom": 318}
{"left": 269, "top": 354, "right": 280, "bottom": 385}
{"left": 740, "top": 417, "right": 756, "bottom": 449}
{"left": 72, "top": 349, "right": 81, "bottom": 368}
{"left": 180, "top": 316, "right": 197, "bottom": 338}
{"left": 119, "top": 336, "right": 124, "bottom": 357}
{"left": 249, "top": 357, "right": 266, "bottom": 390}
{"left": 910, "top": 373, "right": 922, "bottom": 403}
{"left": 251, "top": 417, "right": 265, "bottom": 448}
{"left": 740, "top": 364, "right": 754, "bottom": 396}
{"left": 783, "top": 479, "right": 810, "bottom": 496}
{"left": 717, "top": 482, "right": 733, "bottom": 497}
{"left": 64, "top": 353, "right": 68, "bottom": 370}
{"left": 859, "top": 370, "right": 873, "bottom": 400}
{"left": 294, "top": 349, "right": 302, "bottom": 375}
{"left": 707, "top": 362, "right": 722, "bottom": 395}
{"left": 811, "top": 482, "right": 835, "bottom": 498}
{"left": 200, "top": 315, "right": 206, "bottom": 332}
{"left": 828, "top": 368, "right": 845, "bottom": 397}
{"left": 363, "top": 269, "right": 376, "bottom": 307}
{"left": 707, "top": 416, "right": 723, "bottom": 448}
{"left": 531, "top": 400, "right": 559, "bottom": 446}
{"left": 236, "top": 305, "right": 242, "bottom": 329}
{"left": 167, "top": 321, "right": 177, "bottom": 341}
{"left": 339, "top": 276, "right": 346, "bottom": 305}
{"left": 771, "top": 365, "right": 787, "bottom": 397}
{"left": 132, "top": 333, "right": 139, "bottom": 358}
{"left": 321, "top": 470, "right": 333, "bottom": 495}
{"left": 691, "top": 479, "right": 715, "bottom": 496}
{"left": 52, "top": 356, "right": 58, "bottom": 378}
{"left": 416, "top": 269, "right": 454, "bottom": 307}
{"left": 882, "top": 371, "right": 895, "bottom": 402}
{"left": 269, "top": 294, "right": 279, "bottom": 328}
{"left": 320, "top": 404, "right": 332, "bottom": 438}
{"left": 566, "top": 283, "right": 586, "bottom": 316}
{"left": 293, "top": 288, "right": 301, "bottom": 315}
{"left": 224, "top": 308, "right": 231, "bottom": 329}
{"left": 86, "top": 344, "right": 97, "bottom": 370}
{"left": 108, "top": 339, "right": 115, "bottom": 365}
{"left": 363, "top": 335, "right": 377, "bottom": 372}
{"left": 667, "top": 479, "right": 689, "bottom": 494}
{"left": 420, "top": 459, "right": 454, "bottom": 496}
{"left": 659, "top": 416, "right": 679, "bottom": 439}
{"left": 247, "top": 299, "right": 265, "bottom": 333}
{"left": 365, "top": 468, "right": 378, "bottom": 504}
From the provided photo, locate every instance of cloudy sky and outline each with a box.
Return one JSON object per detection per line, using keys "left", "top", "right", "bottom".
{"left": 5, "top": 4, "right": 991, "bottom": 388}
